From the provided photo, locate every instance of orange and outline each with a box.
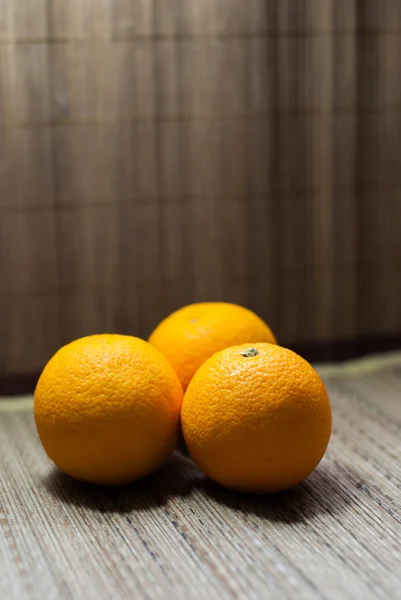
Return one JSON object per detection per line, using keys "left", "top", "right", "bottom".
{"left": 149, "top": 302, "right": 276, "bottom": 391}
{"left": 181, "top": 343, "right": 331, "bottom": 493}
{"left": 34, "top": 334, "right": 183, "bottom": 485}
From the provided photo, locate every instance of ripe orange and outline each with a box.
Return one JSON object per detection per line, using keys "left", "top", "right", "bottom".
{"left": 149, "top": 302, "right": 276, "bottom": 391}
{"left": 181, "top": 343, "right": 331, "bottom": 493}
{"left": 34, "top": 334, "right": 183, "bottom": 485}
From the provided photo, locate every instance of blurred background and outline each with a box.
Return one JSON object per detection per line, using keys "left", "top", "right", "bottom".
{"left": 1, "top": 0, "right": 401, "bottom": 393}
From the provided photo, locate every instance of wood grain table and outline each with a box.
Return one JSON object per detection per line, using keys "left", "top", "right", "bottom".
{"left": 1, "top": 354, "right": 400, "bottom": 599}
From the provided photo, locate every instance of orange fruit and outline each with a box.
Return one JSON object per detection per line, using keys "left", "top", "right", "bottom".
{"left": 34, "top": 334, "right": 183, "bottom": 485}
{"left": 149, "top": 302, "right": 276, "bottom": 391}
{"left": 181, "top": 343, "right": 331, "bottom": 493}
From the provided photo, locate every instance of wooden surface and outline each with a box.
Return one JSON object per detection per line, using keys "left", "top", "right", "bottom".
{"left": 1, "top": 0, "right": 401, "bottom": 374}
{"left": 1, "top": 353, "right": 400, "bottom": 599}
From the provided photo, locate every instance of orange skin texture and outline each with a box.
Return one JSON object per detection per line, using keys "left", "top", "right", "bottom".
{"left": 181, "top": 343, "right": 332, "bottom": 493}
{"left": 149, "top": 302, "right": 277, "bottom": 391}
{"left": 34, "top": 334, "right": 183, "bottom": 485}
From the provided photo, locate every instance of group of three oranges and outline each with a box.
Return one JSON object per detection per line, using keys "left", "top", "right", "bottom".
{"left": 34, "top": 302, "right": 332, "bottom": 493}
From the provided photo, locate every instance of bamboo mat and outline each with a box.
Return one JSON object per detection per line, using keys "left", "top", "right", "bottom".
{"left": 1, "top": 353, "right": 400, "bottom": 599}
{"left": 2, "top": 0, "right": 401, "bottom": 374}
